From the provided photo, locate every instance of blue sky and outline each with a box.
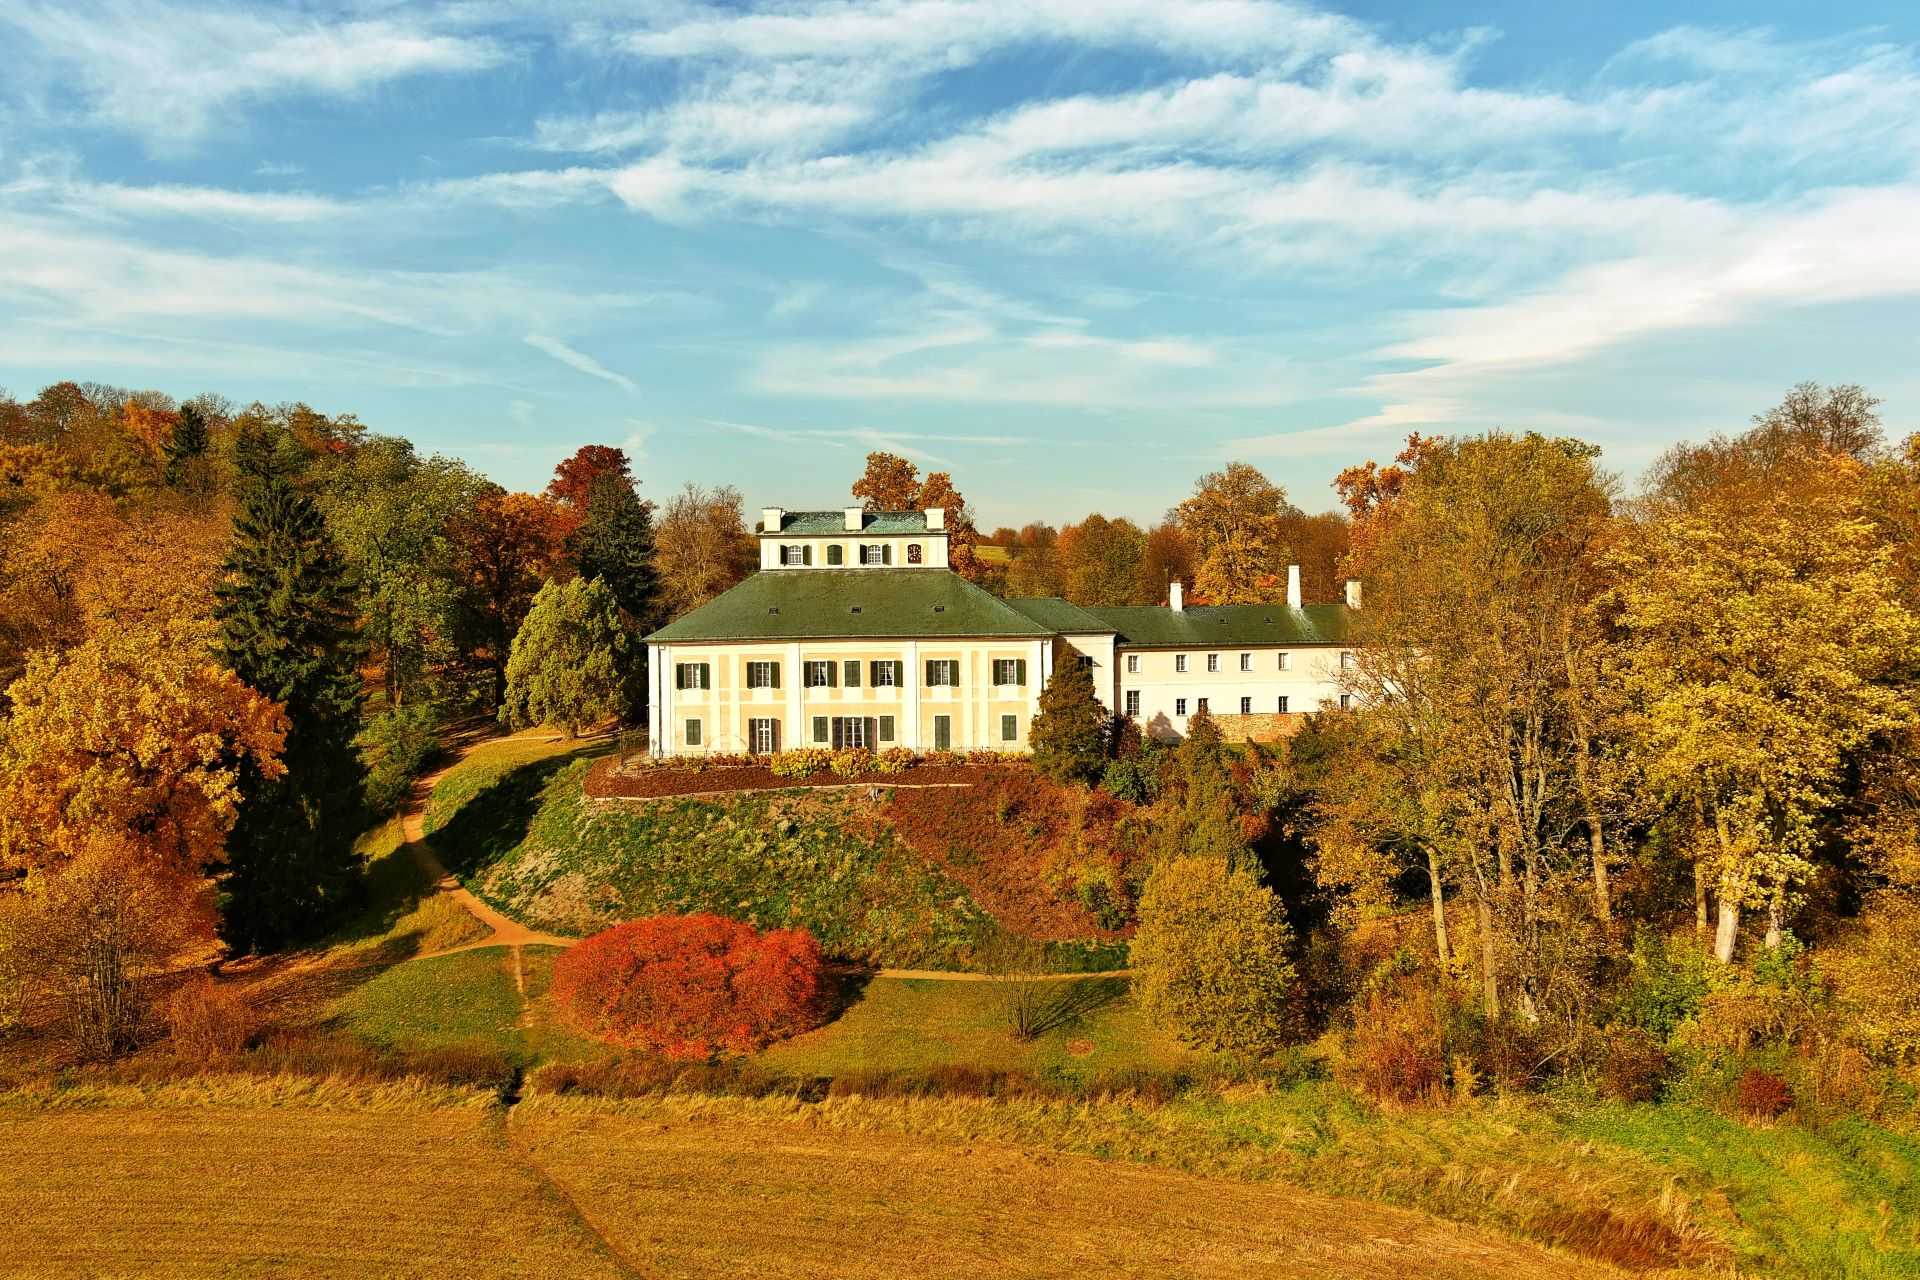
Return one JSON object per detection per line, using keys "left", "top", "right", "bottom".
{"left": 2, "top": 1, "right": 1917, "bottom": 527}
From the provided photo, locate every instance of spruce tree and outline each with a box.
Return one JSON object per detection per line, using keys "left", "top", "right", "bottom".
{"left": 574, "top": 472, "right": 660, "bottom": 624}
{"left": 501, "top": 577, "right": 630, "bottom": 737}
{"left": 1028, "top": 657, "right": 1108, "bottom": 785}
{"left": 161, "top": 404, "right": 210, "bottom": 490}
{"left": 214, "top": 448, "right": 366, "bottom": 952}
{"left": 573, "top": 472, "right": 658, "bottom": 716}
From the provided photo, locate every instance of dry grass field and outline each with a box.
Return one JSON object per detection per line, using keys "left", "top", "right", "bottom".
{"left": 1, "top": 1094, "right": 1639, "bottom": 1280}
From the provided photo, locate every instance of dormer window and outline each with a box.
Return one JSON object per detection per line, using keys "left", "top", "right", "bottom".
{"left": 860, "top": 544, "right": 891, "bottom": 565}
{"left": 782, "top": 545, "right": 806, "bottom": 566}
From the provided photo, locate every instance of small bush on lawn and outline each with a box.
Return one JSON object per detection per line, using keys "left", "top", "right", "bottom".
{"left": 551, "top": 913, "right": 827, "bottom": 1059}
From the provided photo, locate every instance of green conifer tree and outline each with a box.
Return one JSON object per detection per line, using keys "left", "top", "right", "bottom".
{"left": 160, "top": 404, "right": 210, "bottom": 491}
{"left": 214, "top": 448, "right": 366, "bottom": 952}
{"left": 1028, "top": 656, "right": 1108, "bottom": 784}
{"left": 501, "top": 576, "right": 631, "bottom": 737}
{"left": 573, "top": 471, "right": 658, "bottom": 717}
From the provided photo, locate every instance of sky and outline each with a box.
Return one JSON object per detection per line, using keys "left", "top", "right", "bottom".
{"left": 2, "top": 1, "right": 1917, "bottom": 527}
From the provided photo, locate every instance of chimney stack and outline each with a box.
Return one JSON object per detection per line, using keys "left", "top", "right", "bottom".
{"left": 760, "top": 506, "right": 784, "bottom": 534}
{"left": 843, "top": 505, "right": 863, "bottom": 532}
{"left": 1286, "top": 564, "right": 1302, "bottom": 608}
{"left": 1345, "top": 579, "right": 1363, "bottom": 609}
{"left": 1169, "top": 580, "right": 1184, "bottom": 612}
{"left": 925, "top": 506, "right": 946, "bottom": 531}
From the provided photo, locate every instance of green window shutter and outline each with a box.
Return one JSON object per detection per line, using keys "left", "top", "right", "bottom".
{"left": 894, "top": 661, "right": 905, "bottom": 686}
{"left": 878, "top": 715, "right": 895, "bottom": 742}
{"left": 812, "top": 716, "right": 828, "bottom": 743}
{"left": 771, "top": 662, "right": 781, "bottom": 689}
{"left": 843, "top": 659, "right": 859, "bottom": 687}
{"left": 700, "top": 663, "right": 711, "bottom": 690}
{"left": 882, "top": 545, "right": 893, "bottom": 565}
{"left": 673, "top": 664, "right": 684, "bottom": 690}
{"left": 827, "top": 545, "right": 843, "bottom": 566}
{"left": 948, "top": 660, "right": 959, "bottom": 686}
{"left": 803, "top": 544, "right": 813, "bottom": 566}
{"left": 1015, "top": 658, "right": 1027, "bottom": 685}
{"left": 1001, "top": 714, "right": 1017, "bottom": 742}
{"left": 926, "top": 659, "right": 937, "bottom": 685}
{"left": 827, "top": 660, "right": 838, "bottom": 687}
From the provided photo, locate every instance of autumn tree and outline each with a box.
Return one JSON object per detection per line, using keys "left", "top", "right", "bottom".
{"left": 1131, "top": 855, "right": 1296, "bottom": 1057}
{"left": 851, "top": 451, "right": 984, "bottom": 580}
{"left": 1135, "top": 521, "right": 1195, "bottom": 605}
{"left": 0, "top": 630, "right": 286, "bottom": 878}
{"left": 655, "top": 483, "right": 756, "bottom": 620}
{"left": 1027, "top": 656, "right": 1107, "bottom": 784}
{"left": 215, "top": 450, "right": 367, "bottom": 952}
{"left": 453, "top": 488, "right": 573, "bottom": 707}
{"left": 1341, "top": 432, "right": 1615, "bottom": 1019}
{"left": 1059, "top": 514, "right": 1147, "bottom": 606}
{"left": 315, "top": 436, "right": 486, "bottom": 708}
{"left": 1616, "top": 435, "right": 1918, "bottom": 962}
{"left": 547, "top": 444, "right": 632, "bottom": 510}
{"left": 1001, "top": 523, "right": 1065, "bottom": 598}
{"left": 501, "top": 576, "right": 632, "bottom": 737}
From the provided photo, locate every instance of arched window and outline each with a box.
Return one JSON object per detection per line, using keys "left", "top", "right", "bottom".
{"left": 827, "top": 544, "right": 844, "bottom": 566}
{"left": 907, "top": 542, "right": 923, "bottom": 564}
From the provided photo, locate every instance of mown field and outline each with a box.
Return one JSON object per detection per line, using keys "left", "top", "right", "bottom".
{"left": 1, "top": 1090, "right": 1635, "bottom": 1280}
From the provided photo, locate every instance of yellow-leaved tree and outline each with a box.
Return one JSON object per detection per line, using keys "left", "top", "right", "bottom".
{"left": 1614, "top": 444, "right": 1919, "bottom": 962}
{"left": 1175, "top": 461, "right": 1295, "bottom": 604}
{"left": 0, "top": 627, "right": 288, "bottom": 879}
{"left": 1130, "top": 854, "right": 1296, "bottom": 1057}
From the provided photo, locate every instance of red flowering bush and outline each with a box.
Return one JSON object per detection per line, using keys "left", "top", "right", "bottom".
{"left": 550, "top": 914, "right": 827, "bottom": 1059}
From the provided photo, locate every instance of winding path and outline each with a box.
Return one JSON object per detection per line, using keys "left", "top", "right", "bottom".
{"left": 404, "top": 735, "right": 577, "bottom": 960}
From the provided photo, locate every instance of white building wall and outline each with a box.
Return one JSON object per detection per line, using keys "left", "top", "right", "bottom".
{"left": 1116, "top": 644, "right": 1352, "bottom": 741}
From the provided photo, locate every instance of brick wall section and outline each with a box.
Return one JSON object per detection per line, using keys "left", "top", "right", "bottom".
{"left": 1212, "top": 712, "right": 1306, "bottom": 742}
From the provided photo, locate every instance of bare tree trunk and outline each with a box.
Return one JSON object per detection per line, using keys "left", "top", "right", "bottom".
{"left": 1764, "top": 896, "right": 1783, "bottom": 951}
{"left": 1693, "top": 862, "right": 1709, "bottom": 938}
{"left": 1477, "top": 897, "right": 1500, "bottom": 1020}
{"left": 1713, "top": 898, "right": 1740, "bottom": 964}
{"left": 1425, "top": 848, "right": 1450, "bottom": 967}
{"left": 1563, "top": 643, "right": 1611, "bottom": 924}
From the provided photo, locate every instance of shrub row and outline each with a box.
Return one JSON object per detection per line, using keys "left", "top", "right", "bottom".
{"left": 530, "top": 1057, "right": 1272, "bottom": 1106}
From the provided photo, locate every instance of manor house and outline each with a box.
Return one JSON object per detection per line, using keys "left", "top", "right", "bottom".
{"left": 643, "top": 505, "right": 1359, "bottom": 757}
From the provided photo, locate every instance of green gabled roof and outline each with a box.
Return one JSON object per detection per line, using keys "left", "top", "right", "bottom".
{"left": 1084, "top": 603, "right": 1351, "bottom": 647}
{"left": 645, "top": 569, "right": 1054, "bottom": 643}
{"left": 761, "top": 510, "right": 936, "bottom": 536}
{"left": 1002, "top": 596, "right": 1113, "bottom": 633}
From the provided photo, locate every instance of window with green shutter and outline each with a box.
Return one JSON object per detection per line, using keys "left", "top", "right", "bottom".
{"left": 811, "top": 716, "right": 829, "bottom": 743}
{"left": 1000, "top": 714, "right": 1017, "bottom": 742}
{"left": 842, "top": 659, "right": 860, "bottom": 687}
{"left": 878, "top": 715, "right": 895, "bottom": 742}
{"left": 827, "top": 544, "right": 844, "bottom": 565}
{"left": 685, "top": 719, "right": 702, "bottom": 746}
{"left": 926, "top": 659, "right": 958, "bottom": 687}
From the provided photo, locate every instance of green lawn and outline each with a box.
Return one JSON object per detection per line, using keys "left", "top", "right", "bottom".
{"left": 331, "top": 944, "right": 606, "bottom": 1065}
{"left": 760, "top": 975, "right": 1203, "bottom": 1078}
{"left": 421, "top": 734, "right": 612, "bottom": 845}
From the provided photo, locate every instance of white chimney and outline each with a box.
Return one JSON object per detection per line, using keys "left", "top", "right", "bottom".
{"left": 760, "top": 506, "right": 784, "bottom": 534}
{"left": 925, "top": 506, "right": 946, "bottom": 531}
{"left": 1169, "top": 580, "right": 1184, "bottom": 612}
{"left": 1345, "top": 578, "right": 1363, "bottom": 609}
{"left": 1286, "top": 564, "right": 1302, "bottom": 608}
{"left": 843, "top": 505, "right": 863, "bottom": 532}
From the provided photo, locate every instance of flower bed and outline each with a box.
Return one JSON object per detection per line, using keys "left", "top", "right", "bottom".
{"left": 586, "top": 754, "right": 1016, "bottom": 799}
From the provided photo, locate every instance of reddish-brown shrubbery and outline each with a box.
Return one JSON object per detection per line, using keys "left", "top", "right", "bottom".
{"left": 1342, "top": 977, "right": 1453, "bottom": 1105}
{"left": 550, "top": 913, "right": 826, "bottom": 1060}
{"left": 1734, "top": 1067, "right": 1794, "bottom": 1119}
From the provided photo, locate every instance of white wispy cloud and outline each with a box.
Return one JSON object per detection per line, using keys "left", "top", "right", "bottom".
{"left": 0, "top": 1, "right": 503, "bottom": 149}
{"left": 524, "top": 333, "right": 640, "bottom": 395}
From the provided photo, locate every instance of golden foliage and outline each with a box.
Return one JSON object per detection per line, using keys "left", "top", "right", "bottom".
{"left": 0, "top": 628, "right": 287, "bottom": 877}
{"left": 1130, "top": 855, "right": 1296, "bottom": 1057}
{"left": 1175, "top": 461, "right": 1292, "bottom": 604}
